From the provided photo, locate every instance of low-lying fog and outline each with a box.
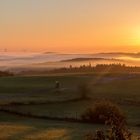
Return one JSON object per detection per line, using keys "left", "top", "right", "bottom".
{"left": 0, "top": 52, "right": 140, "bottom": 73}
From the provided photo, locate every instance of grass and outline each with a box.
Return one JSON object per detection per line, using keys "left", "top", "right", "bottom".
{"left": 0, "top": 73, "right": 140, "bottom": 139}
{"left": 2, "top": 100, "right": 140, "bottom": 126}
{"left": 0, "top": 112, "right": 108, "bottom": 140}
{"left": 0, "top": 74, "right": 139, "bottom": 98}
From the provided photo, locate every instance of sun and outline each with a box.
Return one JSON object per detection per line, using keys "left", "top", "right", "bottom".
{"left": 131, "top": 27, "right": 140, "bottom": 46}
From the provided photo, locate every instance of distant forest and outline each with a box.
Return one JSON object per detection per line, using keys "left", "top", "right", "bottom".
{"left": 0, "top": 71, "right": 13, "bottom": 76}
{"left": 50, "top": 64, "right": 140, "bottom": 73}
{"left": 20, "top": 64, "right": 140, "bottom": 75}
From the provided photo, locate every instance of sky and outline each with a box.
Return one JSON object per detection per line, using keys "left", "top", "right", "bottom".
{"left": 0, "top": 0, "right": 140, "bottom": 53}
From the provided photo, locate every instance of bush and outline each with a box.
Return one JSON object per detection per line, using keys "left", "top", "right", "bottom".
{"left": 86, "top": 130, "right": 105, "bottom": 140}
{"left": 81, "top": 100, "right": 125, "bottom": 125}
{"left": 85, "top": 128, "right": 132, "bottom": 140}
{"left": 83, "top": 101, "right": 133, "bottom": 140}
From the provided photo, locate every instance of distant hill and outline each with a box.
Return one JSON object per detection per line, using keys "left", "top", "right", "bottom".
{"left": 61, "top": 57, "right": 121, "bottom": 62}
{"left": 42, "top": 52, "right": 140, "bottom": 58}
{"left": 96, "top": 52, "right": 140, "bottom": 58}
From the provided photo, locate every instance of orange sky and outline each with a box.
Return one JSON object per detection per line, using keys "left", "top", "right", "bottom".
{"left": 0, "top": 0, "right": 140, "bottom": 53}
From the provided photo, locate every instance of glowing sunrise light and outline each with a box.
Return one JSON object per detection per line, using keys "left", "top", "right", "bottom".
{"left": 130, "top": 27, "right": 140, "bottom": 46}
{"left": 0, "top": 0, "right": 140, "bottom": 53}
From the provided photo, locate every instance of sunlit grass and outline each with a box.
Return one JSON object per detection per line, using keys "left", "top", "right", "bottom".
{"left": 24, "top": 129, "right": 69, "bottom": 140}
{"left": 0, "top": 123, "right": 32, "bottom": 139}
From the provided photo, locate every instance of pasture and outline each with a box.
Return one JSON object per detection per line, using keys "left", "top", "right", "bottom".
{"left": 0, "top": 73, "right": 140, "bottom": 139}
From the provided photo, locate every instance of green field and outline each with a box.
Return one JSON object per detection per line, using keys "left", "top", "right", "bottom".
{"left": 0, "top": 74, "right": 140, "bottom": 139}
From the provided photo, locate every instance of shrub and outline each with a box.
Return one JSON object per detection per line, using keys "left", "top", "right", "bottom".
{"left": 85, "top": 128, "right": 132, "bottom": 140}
{"left": 83, "top": 101, "right": 133, "bottom": 140}
{"left": 81, "top": 100, "right": 125, "bottom": 125}
{"left": 86, "top": 130, "right": 105, "bottom": 140}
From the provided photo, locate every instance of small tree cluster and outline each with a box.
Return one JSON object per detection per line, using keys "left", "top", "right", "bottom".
{"left": 82, "top": 101, "right": 133, "bottom": 140}
{"left": 81, "top": 100, "right": 125, "bottom": 124}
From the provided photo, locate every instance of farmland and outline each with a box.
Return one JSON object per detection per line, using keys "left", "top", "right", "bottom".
{"left": 0, "top": 73, "right": 140, "bottom": 139}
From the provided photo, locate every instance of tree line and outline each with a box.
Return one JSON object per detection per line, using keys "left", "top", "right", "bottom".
{"left": 50, "top": 63, "right": 140, "bottom": 73}
{"left": 0, "top": 70, "right": 13, "bottom": 76}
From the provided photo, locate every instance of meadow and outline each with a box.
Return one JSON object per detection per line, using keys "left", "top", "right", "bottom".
{"left": 0, "top": 73, "right": 140, "bottom": 139}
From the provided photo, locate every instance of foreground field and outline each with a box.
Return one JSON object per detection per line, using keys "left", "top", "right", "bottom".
{"left": 0, "top": 73, "right": 140, "bottom": 139}
{"left": 0, "top": 112, "right": 139, "bottom": 140}
{"left": 0, "top": 111, "right": 110, "bottom": 140}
